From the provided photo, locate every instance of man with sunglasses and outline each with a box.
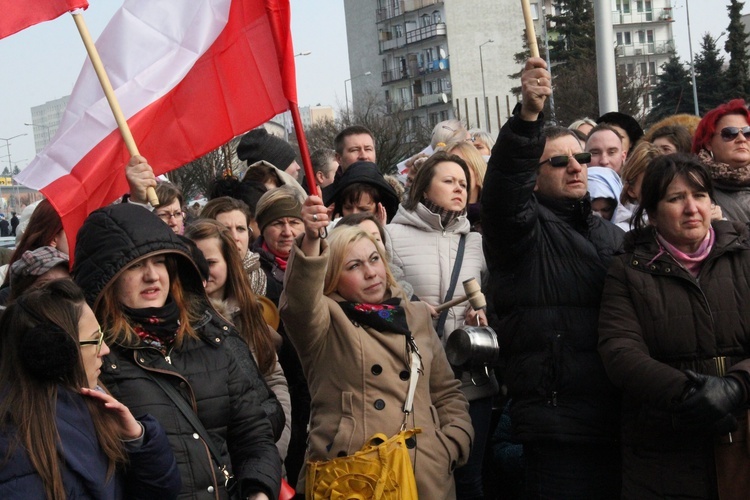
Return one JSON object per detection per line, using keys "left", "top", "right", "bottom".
{"left": 481, "top": 58, "right": 625, "bottom": 499}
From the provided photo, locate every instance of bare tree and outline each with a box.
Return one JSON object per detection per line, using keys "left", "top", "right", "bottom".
{"left": 165, "top": 138, "right": 241, "bottom": 200}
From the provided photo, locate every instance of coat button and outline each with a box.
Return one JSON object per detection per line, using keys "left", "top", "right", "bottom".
{"left": 193, "top": 433, "right": 200, "bottom": 439}
{"left": 215, "top": 337, "right": 221, "bottom": 342}
{"left": 405, "top": 435, "right": 417, "bottom": 449}
{"left": 222, "top": 326, "right": 229, "bottom": 331}
{"left": 650, "top": 265, "right": 657, "bottom": 270}
{"left": 207, "top": 486, "right": 214, "bottom": 493}
{"left": 371, "top": 364, "right": 382, "bottom": 375}
{"left": 110, "top": 364, "right": 117, "bottom": 369}
{"left": 374, "top": 399, "right": 386, "bottom": 410}
{"left": 632, "top": 260, "right": 639, "bottom": 265}
{"left": 179, "top": 382, "right": 187, "bottom": 388}
{"left": 139, "top": 357, "right": 145, "bottom": 363}
{"left": 399, "top": 370, "right": 410, "bottom": 380}
{"left": 665, "top": 267, "right": 671, "bottom": 272}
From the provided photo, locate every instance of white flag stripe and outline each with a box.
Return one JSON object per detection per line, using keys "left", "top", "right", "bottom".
{"left": 18, "top": 0, "right": 231, "bottom": 189}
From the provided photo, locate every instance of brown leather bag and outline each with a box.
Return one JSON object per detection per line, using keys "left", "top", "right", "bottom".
{"left": 715, "top": 411, "right": 750, "bottom": 500}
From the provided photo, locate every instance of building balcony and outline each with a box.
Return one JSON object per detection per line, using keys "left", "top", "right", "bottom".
{"left": 612, "top": 8, "right": 674, "bottom": 25}
{"left": 377, "top": 0, "right": 443, "bottom": 22}
{"left": 405, "top": 22, "right": 446, "bottom": 44}
{"left": 385, "top": 99, "right": 415, "bottom": 113}
{"left": 615, "top": 39, "right": 674, "bottom": 57}
{"left": 418, "top": 92, "right": 451, "bottom": 107}
{"left": 382, "top": 68, "right": 411, "bottom": 84}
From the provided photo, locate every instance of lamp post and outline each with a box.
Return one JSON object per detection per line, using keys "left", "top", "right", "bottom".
{"left": 24, "top": 122, "right": 54, "bottom": 149}
{"left": 344, "top": 71, "right": 372, "bottom": 117}
{"left": 685, "top": 0, "right": 700, "bottom": 116}
{"left": 479, "top": 39, "right": 493, "bottom": 132}
{"left": 0, "top": 134, "right": 27, "bottom": 172}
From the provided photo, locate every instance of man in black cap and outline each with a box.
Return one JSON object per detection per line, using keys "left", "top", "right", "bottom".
{"left": 237, "top": 128, "right": 301, "bottom": 180}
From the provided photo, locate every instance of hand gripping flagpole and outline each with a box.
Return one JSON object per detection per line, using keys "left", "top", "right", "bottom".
{"left": 290, "top": 103, "right": 327, "bottom": 238}
{"left": 71, "top": 10, "right": 160, "bottom": 207}
{"left": 520, "top": 0, "right": 540, "bottom": 58}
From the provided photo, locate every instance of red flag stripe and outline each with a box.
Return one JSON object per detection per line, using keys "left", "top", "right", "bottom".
{"left": 0, "top": 0, "right": 88, "bottom": 39}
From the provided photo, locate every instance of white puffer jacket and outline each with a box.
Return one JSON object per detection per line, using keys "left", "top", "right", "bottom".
{"left": 386, "top": 203, "right": 487, "bottom": 340}
{"left": 387, "top": 204, "right": 496, "bottom": 400}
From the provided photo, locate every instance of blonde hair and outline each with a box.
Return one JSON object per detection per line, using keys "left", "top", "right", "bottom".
{"left": 430, "top": 119, "right": 468, "bottom": 149}
{"left": 620, "top": 141, "right": 663, "bottom": 205}
{"left": 444, "top": 140, "right": 487, "bottom": 192}
{"left": 324, "top": 225, "right": 396, "bottom": 298}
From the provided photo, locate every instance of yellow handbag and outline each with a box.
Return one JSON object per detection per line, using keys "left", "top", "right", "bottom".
{"left": 306, "top": 351, "right": 423, "bottom": 500}
{"left": 305, "top": 428, "right": 422, "bottom": 499}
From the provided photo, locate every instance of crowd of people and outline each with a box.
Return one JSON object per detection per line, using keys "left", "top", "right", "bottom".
{"left": 1, "top": 55, "right": 750, "bottom": 500}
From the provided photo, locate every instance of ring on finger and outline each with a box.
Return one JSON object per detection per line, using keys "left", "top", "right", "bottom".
{"left": 312, "top": 214, "right": 318, "bottom": 222}
{"left": 537, "top": 78, "right": 541, "bottom": 85}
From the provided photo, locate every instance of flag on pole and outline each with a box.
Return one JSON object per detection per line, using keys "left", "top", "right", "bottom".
{"left": 16, "top": 0, "right": 297, "bottom": 255}
{"left": 0, "top": 0, "right": 88, "bottom": 39}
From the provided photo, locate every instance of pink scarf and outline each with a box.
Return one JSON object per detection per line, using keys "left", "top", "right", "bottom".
{"left": 653, "top": 226, "right": 715, "bottom": 277}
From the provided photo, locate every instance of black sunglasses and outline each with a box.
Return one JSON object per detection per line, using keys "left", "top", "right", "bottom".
{"left": 719, "top": 126, "right": 750, "bottom": 142}
{"left": 538, "top": 152, "right": 591, "bottom": 168}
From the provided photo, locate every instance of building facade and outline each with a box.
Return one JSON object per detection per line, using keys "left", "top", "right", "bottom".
{"left": 29, "top": 96, "right": 69, "bottom": 154}
{"left": 345, "top": 0, "right": 674, "bottom": 133}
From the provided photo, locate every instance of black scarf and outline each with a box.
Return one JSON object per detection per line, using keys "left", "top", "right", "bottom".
{"left": 337, "top": 297, "right": 411, "bottom": 336}
{"left": 123, "top": 297, "right": 181, "bottom": 354}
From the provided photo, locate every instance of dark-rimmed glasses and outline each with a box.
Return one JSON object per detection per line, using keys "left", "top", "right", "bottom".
{"left": 538, "top": 152, "right": 591, "bottom": 168}
{"left": 156, "top": 210, "right": 185, "bottom": 221}
{"left": 718, "top": 126, "right": 750, "bottom": 142}
{"left": 79, "top": 326, "right": 104, "bottom": 354}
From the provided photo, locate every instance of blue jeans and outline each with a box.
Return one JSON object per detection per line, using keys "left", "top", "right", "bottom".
{"left": 523, "top": 442, "right": 621, "bottom": 500}
{"left": 454, "top": 396, "right": 493, "bottom": 500}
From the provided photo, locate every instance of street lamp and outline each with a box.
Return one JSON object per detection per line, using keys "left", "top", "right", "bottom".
{"left": 344, "top": 71, "right": 372, "bottom": 117}
{"left": 0, "top": 134, "right": 27, "bottom": 172}
{"left": 24, "top": 122, "right": 54, "bottom": 147}
{"left": 479, "top": 40, "right": 494, "bottom": 132}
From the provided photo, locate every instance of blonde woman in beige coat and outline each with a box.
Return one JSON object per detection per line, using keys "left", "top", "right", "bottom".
{"left": 279, "top": 194, "right": 474, "bottom": 498}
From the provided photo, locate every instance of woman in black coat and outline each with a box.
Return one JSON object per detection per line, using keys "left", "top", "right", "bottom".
{"left": 73, "top": 203, "right": 281, "bottom": 500}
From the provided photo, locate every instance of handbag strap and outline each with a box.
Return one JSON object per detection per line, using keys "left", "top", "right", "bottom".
{"left": 148, "top": 372, "right": 228, "bottom": 473}
{"left": 436, "top": 234, "right": 466, "bottom": 338}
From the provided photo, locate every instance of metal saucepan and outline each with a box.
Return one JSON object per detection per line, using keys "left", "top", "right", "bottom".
{"left": 445, "top": 325, "right": 499, "bottom": 368}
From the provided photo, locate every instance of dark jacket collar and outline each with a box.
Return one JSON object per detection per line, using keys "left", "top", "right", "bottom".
{"left": 536, "top": 192, "right": 593, "bottom": 235}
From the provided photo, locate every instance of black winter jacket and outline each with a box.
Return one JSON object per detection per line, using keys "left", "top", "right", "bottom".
{"left": 481, "top": 115, "right": 624, "bottom": 445}
{"left": 73, "top": 203, "right": 282, "bottom": 500}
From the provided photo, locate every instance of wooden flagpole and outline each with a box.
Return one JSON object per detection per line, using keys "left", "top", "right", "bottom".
{"left": 71, "top": 12, "right": 159, "bottom": 206}
{"left": 520, "top": 0, "right": 540, "bottom": 58}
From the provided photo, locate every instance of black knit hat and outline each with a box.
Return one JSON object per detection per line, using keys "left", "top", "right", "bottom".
{"left": 323, "top": 161, "right": 400, "bottom": 223}
{"left": 237, "top": 128, "right": 296, "bottom": 171}
{"left": 596, "top": 112, "right": 644, "bottom": 150}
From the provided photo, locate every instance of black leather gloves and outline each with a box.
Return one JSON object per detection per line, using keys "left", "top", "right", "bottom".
{"left": 673, "top": 370, "right": 746, "bottom": 433}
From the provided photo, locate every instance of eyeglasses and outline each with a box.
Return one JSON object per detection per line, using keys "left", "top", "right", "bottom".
{"left": 79, "top": 326, "right": 105, "bottom": 355}
{"left": 718, "top": 126, "right": 750, "bottom": 142}
{"left": 156, "top": 210, "right": 185, "bottom": 221}
{"left": 538, "top": 152, "right": 591, "bottom": 168}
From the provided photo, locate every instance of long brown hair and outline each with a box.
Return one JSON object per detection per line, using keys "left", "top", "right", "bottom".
{"left": 185, "top": 220, "right": 276, "bottom": 374}
{"left": 0, "top": 279, "right": 126, "bottom": 500}
{"left": 4, "top": 200, "right": 64, "bottom": 285}
{"left": 95, "top": 253, "right": 202, "bottom": 347}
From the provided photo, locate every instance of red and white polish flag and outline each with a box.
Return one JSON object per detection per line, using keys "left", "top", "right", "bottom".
{"left": 0, "top": 0, "right": 88, "bottom": 39}
{"left": 16, "top": 0, "right": 297, "bottom": 254}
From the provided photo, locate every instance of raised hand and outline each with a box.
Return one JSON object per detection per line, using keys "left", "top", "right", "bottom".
{"left": 125, "top": 155, "right": 157, "bottom": 205}
{"left": 520, "top": 57, "right": 552, "bottom": 122}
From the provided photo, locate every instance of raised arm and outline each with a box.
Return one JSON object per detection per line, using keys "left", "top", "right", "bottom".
{"left": 481, "top": 58, "right": 550, "bottom": 267}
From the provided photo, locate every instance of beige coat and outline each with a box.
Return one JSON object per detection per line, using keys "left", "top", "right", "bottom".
{"left": 279, "top": 241, "right": 473, "bottom": 499}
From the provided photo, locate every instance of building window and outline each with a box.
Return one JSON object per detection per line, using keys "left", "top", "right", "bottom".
{"left": 624, "top": 32, "right": 632, "bottom": 45}
{"left": 649, "top": 61, "right": 656, "bottom": 75}
{"left": 616, "top": 32, "right": 623, "bottom": 46}
{"left": 647, "top": 30, "right": 654, "bottom": 43}
{"left": 394, "top": 24, "right": 403, "bottom": 38}
{"left": 432, "top": 10, "right": 441, "bottom": 24}
{"left": 640, "top": 62, "right": 647, "bottom": 75}
{"left": 627, "top": 63, "right": 634, "bottom": 76}
{"left": 643, "top": 93, "right": 650, "bottom": 109}
{"left": 530, "top": 3, "right": 539, "bottom": 19}
{"left": 637, "top": 30, "right": 645, "bottom": 43}
{"left": 616, "top": 0, "right": 631, "bottom": 13}
{"left": 636, "top": 0, "right": 643, "bottom": 12}
{"left": 439, "top": 110, "right": 450, "bottom": 121}
{"left": 429, "top": 112, "right": 439, "bottom": 128}
{"left": 421, "top": 14, "right": 431, "bottom": 27}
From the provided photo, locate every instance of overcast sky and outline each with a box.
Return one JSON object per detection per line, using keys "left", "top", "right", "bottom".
{"left": 0, "top": 0, "right": 741, "bottom": 172}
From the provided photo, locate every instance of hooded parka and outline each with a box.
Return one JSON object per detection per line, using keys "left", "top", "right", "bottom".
{"left": 73, "top": 203, "right": 281, "bottom": 500}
